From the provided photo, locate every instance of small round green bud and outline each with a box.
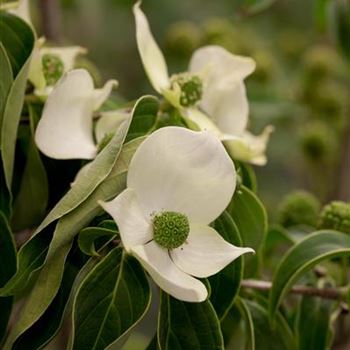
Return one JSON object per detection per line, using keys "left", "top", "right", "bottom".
{"left": 318, "top": 201, "right": 350, "bottom": 234}
{"left": 278, "top": 190, "right": 321, "bottom": 228}
{"left": 97, "top": 132, "right": 114, "bottom": 153}
{"left": 171, "top": 73, "right": 203, "bottom": 107}
{"left": 153, "top": 211, "right": 190, "bottom": 249}
{"left": 42, "top": 53, "right": 65, "bottom": 86}
{"left": 299, "top": 122, "right": 336, "bottom": 162}
{"left": 277, "top": 29, "right": 306, "bottom": 58}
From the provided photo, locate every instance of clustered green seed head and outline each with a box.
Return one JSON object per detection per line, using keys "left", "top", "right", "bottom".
{"left": 278, "top": 190, "right": 321, "bottom": 228}
{"left": 42, "top": 53, "right": 65, "bottom": 86}
{"left": 318, "top": 201, "right": 350, "bottom": 234}
{"left": 153, "top": 211, "right": 190, "bottom": 249}
{"left": 171, "top": 73, "right": 203, "bottom": 107}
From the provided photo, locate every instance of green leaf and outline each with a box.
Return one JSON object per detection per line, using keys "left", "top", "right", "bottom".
{"left": 12, "top": 263, "right": 79, "bottom": 350}
{"left": 78, "top": 226, "right": 118, "bottom": 256}
{"left": 0, "top": 211, "right": 16, "bottom": 342}
{"left": 209, "top": 211, "right": 244, "bottom": 320}
{"left": 269, "top": 230, "right": 350, "bottom": 322}
{"left": 328, "top": 0, "right": 350, "bottom": 59}
{"left": 12, "top": 103, "right": 49, "bottom": 231}
{"left": 235, "top": 298, "right": 255, "bottom": 350}
{"left": 1, "top": 137, "right": 144, "bottom": 349}
{"left": 227, "top": 185, "right": 267, "bottom": 277}
{"left": 295, "top": 292, "right": 334, "bottom": 350}
{"left": 0, "top": 42, "right": 13, "bottom": 134}
{"left": 244, "top": 299, "right": 295, "bottom": 350}
{"left": 71, "top": 247, "right": 151, "bottom": 350}
{"left": 157, "top": 292, "right": 224, "bottom": 350}
{"left": 0, "top": 12, "right": 34, "bottom": 77}
{"left": 126, "top": 98, "right": 158, "bottom": 141}
{"left": 237, "top": 161, "right": 257, "bottom": 193}
{"left": 0, "top": 13, "right": 35, "bottom": 198}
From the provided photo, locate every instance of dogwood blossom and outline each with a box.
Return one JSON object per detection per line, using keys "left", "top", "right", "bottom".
{"left": 100, "top": 127, "right": 254, "bottom": 302}
{"left": 28, "top": 40, "right": 87, "bottom": 97}
{"left": 34, "top": 69, "right": 118, "bottom": 159}
{"left": 134, "top": 2, "right": 273, "bottom": 165}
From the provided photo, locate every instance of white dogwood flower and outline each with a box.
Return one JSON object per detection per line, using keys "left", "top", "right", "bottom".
{"left": 35, "top": 69, "right": 118, "bottom": 159}
{"left": 133, "top": 2, "right": 273, "bottom": 165}
{"left": 100, "top": 127, "right": 254, "bottom": 302}
{"left": 28, "top": 40, "right": 87, "bottom": 97}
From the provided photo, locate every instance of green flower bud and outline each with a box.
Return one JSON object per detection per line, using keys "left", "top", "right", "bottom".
{"left": 278, "top": 190, "right": 321, "bottom": 228}
{"left": 153, "top": 211, "right": 190, "bottom": 249}
{"left": 165, "top": 21, "right": 202, "bottom": 57}
{"left": 42, "top": 53, "right": 65, "bottom": 86}
{"left": 171, "top": 73, "right": 203, "bottom": 107}
{"left": 299, "top": 122, "right": 336, "bottom": 162}
{"left": 318, "top": 201, "right": 350, "bottom": 234}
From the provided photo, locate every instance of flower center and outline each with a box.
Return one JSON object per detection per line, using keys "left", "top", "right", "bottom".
{"left": 42, "top": 53, "right": 65, "bottom": 86}
{"left": 170, "top": 73, "right": 203, "bottom": 107}
{"left": 153, "top": 211, "right": 190, "bottom": 249}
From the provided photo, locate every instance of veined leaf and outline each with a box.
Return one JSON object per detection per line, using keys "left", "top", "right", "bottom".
{"left": 227, "top": 185, "right": 267, "bottom": 277}
{"left": 78, "top": 226, "right": 118, "bottom": 256}
{"left": 71, "top": 248, "right": 151, "bottom": 350}
{"left": 12, "top": 103, "right": 48, "bottom": 231}
{"left": 157, "top": 292, "right": 224, "bottom": 350}
{"left": 244, "top": 299, "right": 295, "bottom": 350}
{"left": 237, "top": 161, "right": 257, "bottom": 193}
{"left": 2, "top": 137, "right": 144, "bottom": 349}
{"left": 12, "top": 263, "right": 79, "bottom": 350}
{"left": 269, "top": 230, "right": 350, "bottom": 322}
{"left": 0, "top": 13, "right": 35, "bottom": 198}
{"left": 209, "top": 211, "right": 244, "bottom": 320}
{"left": 0, "top": 211, "right": 16, "bottom": 342}
{"left": 235, "top": 297, "right": 255, "bottom": 350}
{"left": 295, "top": 291, "right": 334, "bottom": 350}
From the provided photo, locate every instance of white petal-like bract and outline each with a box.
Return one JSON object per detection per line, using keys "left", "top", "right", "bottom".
{"left": 35, "top": 69, "right": 114, "bottom": 159}
{"left": 131, "top": 241, "right": 208, "bottom": 302}
{"left": 127, "top": 127, "right": 236, "bottom": 225}
{"left": 171, "top": 225, "right": 254, "bottom": 278}
{"left": 133, "top": 2, "right": 170, "bottom": 93}
{"left": 99, "top": 188, "right": 152, "bottom": 252}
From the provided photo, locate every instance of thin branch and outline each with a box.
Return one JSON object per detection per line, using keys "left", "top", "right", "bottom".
{"left": 39, "top": 0, "right": 61, "bottom": 42}
{"left": 241, "top": 279, "right": 346, "bottom": 300}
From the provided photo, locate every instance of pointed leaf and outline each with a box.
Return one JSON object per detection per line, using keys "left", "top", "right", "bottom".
{"left": 71, "top": 247, "right": 151, "bottom": 350}
{"left": 0, "top": 211, "right": 16, "bottom": 342}
{"left": 78, "top": 226, "right": 118, "bottom": 256}
{"left": 269, "top": 230, "right": 350, "bottom": 322}
{"left": 227, "top": 185, "right": 267, "bottom": 277}
{"left": 157, "top": 292, "right": 224, "bottom": 350}
{"left": 209, "top": 210, "right": 244, "bottom": 320}
{"left": 12, "top": 103, "right": 48, "bottom": 231}
{"left": 0, "top": 13, "right": 35, "bottom": 195}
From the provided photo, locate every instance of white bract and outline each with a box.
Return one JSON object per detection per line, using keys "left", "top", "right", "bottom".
{"left": 100, "top": 127, "right": 254, "bottom": 302}
{"left": 35, "top": 69, "right": 119, "bottom": 159}
{"left": 134, "top": 2, "right": 273, "bottom": 165}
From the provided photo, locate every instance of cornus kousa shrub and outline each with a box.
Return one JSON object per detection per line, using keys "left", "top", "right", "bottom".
{"left": 0, "top": 1, "right": 349, "bottom": 350}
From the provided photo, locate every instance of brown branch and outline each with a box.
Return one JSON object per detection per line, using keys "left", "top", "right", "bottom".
{"left": 39, "top": 0, "right": 61, "bottom": 42}
{"left": 241, "top": 279, "right": 346, "bottom": 300}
